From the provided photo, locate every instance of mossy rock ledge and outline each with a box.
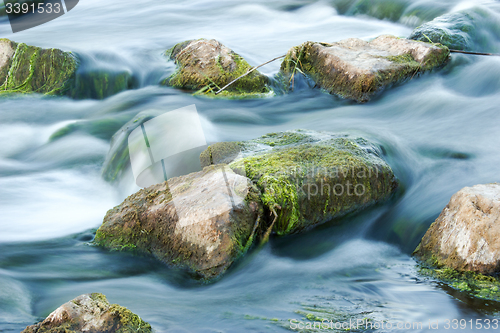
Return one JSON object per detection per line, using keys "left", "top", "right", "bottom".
{"left": 95, "top": 165, "right": 263, "bottom": 280}
{"left": 21, "top": 293, "right": 152, "bottom": 333}
{"left": 414, "top": 183, "right": 500, "bottom": 301}
{"left": 0, "top": 38, "right": 134, "bottom": 98}
{"left": 201, "top": 130, "right": 399, "bottom": 236}
{"left": 280, "top": 35, "right": 449, "bottom": 102}
{"left": 163, "top": 38, "right": 270, "bottom": 98}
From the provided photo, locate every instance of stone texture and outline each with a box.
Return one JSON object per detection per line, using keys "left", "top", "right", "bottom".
{"left": 415, "top": 183, "right": 500, "bottom": 275}
{"left": 22, "top": 293, "right": 151, "bottom": 333}
{"left": 95, "top": 165, "right": 262, "bottom": 280}
{"left": 201, "top": 130, "right": 399, "bottom": 235}
{"left": 164, "top": 38, "right": 270, "bottom": 97}
{"left": 280, "top": 35, "right": 449, "bottom": 102}
{"left": 0, "top": 38, "right": 78, "bottom": 96}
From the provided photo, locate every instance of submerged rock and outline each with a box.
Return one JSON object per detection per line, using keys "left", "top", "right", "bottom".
{"left": 95, "top": 165, "right": 262, "bottom": 280}
{"left": 280, "top": 35, "right": 449, "bottom": 102}
{"left": 163, "top": 39, "right": 270, "bottom": 98}
{"left": 21, "top": 293, "right": 152, "bottom": 333}
{"left": 409, "top": 7, "right": 499, "bottom": 52}
{"left": 415, "top": 183, "right": 500, "bottom": 275}
{"left": 0, "top": 38, "right": 134, "bottom": 99}
{"left": 201, "top": 130, "right": 399, "bottom": 235}
{"left": 0, "top": 38, "right": 78, "bottom": 95}
{"left": 101, "top": 110, "right": 161, "bottom": 183}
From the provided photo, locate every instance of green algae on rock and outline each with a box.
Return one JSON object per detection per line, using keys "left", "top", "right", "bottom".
{"left": 95, "top": 165, "right": 262, "bottom": 280}
{"left": 201, "top": 130, "right": 399, "bottom": 236}
{"left": 21, "top": 293, "right": 152, "bottom": 333}
{"left": 409, "top": 7, "right": 500, "bottom": 52}
{"left": 163, "top": 39, "right": 270, "bottom": 98}
{"left": 0, "top": 38, "right": 135, "bottom": 99}
{"left": 0, "top": 38, "right": 78, "bottom": 96}
{"left": 280, "top": 35, "right": 449, "bottom": 103}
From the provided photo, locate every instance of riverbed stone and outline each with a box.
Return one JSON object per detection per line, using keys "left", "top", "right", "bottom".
{"left": 95, "top": 165, "right": 262, "bottom": 280}
{"left": 201, "top": 130, "right": 399, "bottom": 235}
{"left": 409, "top": 8, "right": 497, "bottom": 52}
{"left": 163, "top": 38, "right": 270, "bottom": 97}
{"left": 414, "top": 183, "right": 500, "bottom": 275}
{"left": 21, "top": 293, "right": 152, "bottom": 333}
{"left": 0, "top": 38, "right": 78, "bottom": 96}
{"left": 280, "top": 35, "right": 449, "bottom": 102}
{"left": 0, "top": 38, "right": 135, "bottom": 99}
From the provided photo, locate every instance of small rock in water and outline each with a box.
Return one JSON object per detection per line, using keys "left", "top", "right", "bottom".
{"left": 163, "top": 38, "right": 270, "bottom": 98}
{"left": 21, "top": 293, "right": 152, "bottom": 333}
{"left": 415, "top": 183, "right": 500, "bottom": 275}
{"left": 95, "top": 165, "right": 262, "bottom": 280}
{"left": 409, "top": 7, "right": 498, "bottom": 52}
{"left": 280, "top": 35, "right": 449, "bottom": 102}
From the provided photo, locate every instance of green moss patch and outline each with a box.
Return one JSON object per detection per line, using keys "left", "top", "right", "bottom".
{"left": 417, "top": 257, "right": 500, "bottom": 302}
{"left": 0, "top": 40, "right": 78, "bottom": 96}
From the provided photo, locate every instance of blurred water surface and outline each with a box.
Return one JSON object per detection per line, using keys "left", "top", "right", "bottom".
{"left": 1, "top": 0, "right": 500, "bottom": 332}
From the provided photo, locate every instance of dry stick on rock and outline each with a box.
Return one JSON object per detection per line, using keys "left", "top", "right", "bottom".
{"left": 214, "top": 45, "right": 498, "bottom": 96}
{"left": 449, "top": 49, "right": 500, "bottom": 56}
{"left": 215, "top": 54, "right": 286, "bottom": 95}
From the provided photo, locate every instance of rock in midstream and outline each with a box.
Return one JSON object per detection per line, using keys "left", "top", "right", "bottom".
{"left": 414, "top": 183, "right": 500, "bottom": 275}
{"left": 163, "top": 38, "right": 270, "bottom": 97}
{"left": 94, "top": 165, "right": 263, "bottom": 280}
{"left": 201, "top": 130, "right": 399, "bottom": 235}
{"left": 409, "top": 7, "right": 499, "bottom": 52}
{"left": 280, "top": 35, "right": 449, "bottom": 102}
{"left": 0, "top": 38, "right": 134, "bottom": 99}
{"left": 21, "top": 293, "right": 152, "bottom": 333}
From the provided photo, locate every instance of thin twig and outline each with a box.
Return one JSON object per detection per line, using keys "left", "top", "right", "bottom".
{"left": 449, "top": 49, "right": 500, "bottom": 56}
{"left": 215, "top": 54, "right": 286, "bottom": 95}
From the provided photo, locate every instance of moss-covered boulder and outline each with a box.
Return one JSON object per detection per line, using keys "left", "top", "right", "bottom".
{"left": 201, "top": 130, "right": 399, "bottom": 235}
{"left": 414, "top": 184, "right": 500, "bottom": 302}
{"left": 95, "top": 165, "right": 263, "bottom": 280}
{"left": 0, "top": 38, "right": 78, "bottom": 95}
{"left": 163, "top": 39, "right": 270, "bottom": 98}
{"left": 409, "top": 7, "right": 500, "bottom": 52}
{"left": 280, "top": 35, "right": 449, "bottom": 103}
{"left": 21, "top": 293, "right": 152, "bottom": 333}
{"left": 0, "top": 38, "right": 135, "bottom": 99}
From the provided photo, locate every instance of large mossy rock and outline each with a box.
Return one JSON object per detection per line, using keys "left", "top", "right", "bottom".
{"left": 163, "top": 39, "right": 270, "bottom": 98}
{"left": 415, "top": 183, "right": 500, "bottom": 275}
{"left": 95, "top": 165, "right": 262, "bottom": 280}
{"left": 0, "top": 38, "right": 78, "bottom": 95}
{"left": 409, "top": 7, "right": 500, "bottom": 52}
{"left": 201, "top": 130, "right": 399, "bottom": 235}
{"left": 0, "top": 38, "right": 135, "bottom": 99}
{"left": 280, "top": 35, "right": 449, "bottom": 102}
{"left": 22, "top": 293, "right": 152, "bottom": 333}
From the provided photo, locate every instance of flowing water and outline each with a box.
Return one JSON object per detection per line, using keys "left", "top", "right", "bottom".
{"left": 1, "top": 0, "right": 500, "bottom": 332}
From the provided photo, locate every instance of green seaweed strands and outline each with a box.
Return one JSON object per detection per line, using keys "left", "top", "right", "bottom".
{"left": 0, "top": 41, "right": 78, "bottom": 96}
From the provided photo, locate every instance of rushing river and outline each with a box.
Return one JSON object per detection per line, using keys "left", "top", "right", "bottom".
{"left": 1, "top": 0, "right": 500, "bottom": 332}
